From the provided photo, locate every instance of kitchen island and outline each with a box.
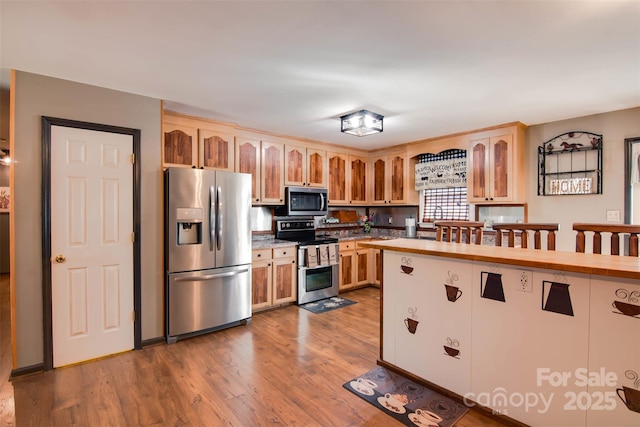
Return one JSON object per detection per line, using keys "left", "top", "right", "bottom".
{"left": 357, "top": 238, "right": 640, "bottom": 427}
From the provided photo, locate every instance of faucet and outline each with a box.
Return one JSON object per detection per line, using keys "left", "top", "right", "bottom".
{"left": 433, "top": 205, "right": 444, "bottom": 220}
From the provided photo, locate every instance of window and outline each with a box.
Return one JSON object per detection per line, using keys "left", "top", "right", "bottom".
{"left": 418, "top": 149, "right": 469, "bottom": 223}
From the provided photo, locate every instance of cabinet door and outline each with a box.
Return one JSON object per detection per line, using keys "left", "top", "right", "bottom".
{"left": 328, "top": 152, "right": 349, "bottom": 205}
{"left": 355, "top": 249, "right": 370, "bottom": 285}
{"left": 372, "top": 249, "right": 382, "bottom": 286}
{"left": 339, "top": 250, "right": 356, "bottom": 290}
{"left": 251, "top": 258, "right": 272, "bottom": 311}
{"left": 199, "top": 129, "right": 234, "bottom": 171}
{"left": 468, "top": 138, "right": 490, "bottom": 202}
{"left": 489, "top": 134, "right": 512, "bottom": 201}
{"left": 349, "top": 155, "right": 368, "bottom": 205}
{"left": 261, "top": 141, "right": 285, "bottom": 205}
{"left": 371, "top": 156, "right": 387, "bottom": 204}
{"left": 306, "top": 148, "right": 327, "bottom": 188}
{"left": 284, "top": 144, "right": 306, "bottom": 187}
{"left": 389, "top": 154, "right": 407, "bottom": 204}
{"left": 163, "top": 122, "right": 198, "bottom": 168}
{"left": 272, "top": 257, "right": 297, "bottom": 305}
{"left": 236, "top": 138, "right": 261, "bottom": 204}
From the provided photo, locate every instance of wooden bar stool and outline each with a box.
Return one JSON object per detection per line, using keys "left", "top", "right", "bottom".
{"left": 573, "top": 223, "right": 640, "bottom": 256}
{"left": 435, "top": 221, "right": 484, "bottom": 245}
{"left": 492, "top": 223, "right": 559, "bottom": 250}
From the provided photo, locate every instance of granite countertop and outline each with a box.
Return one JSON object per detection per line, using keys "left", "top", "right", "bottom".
{"left": 251, "top": 238, "right": 298, "bottom": 249}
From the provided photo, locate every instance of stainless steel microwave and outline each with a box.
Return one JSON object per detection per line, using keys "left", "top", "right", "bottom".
{"left": 276, "top": 187, "right": 328, "bottom": 216}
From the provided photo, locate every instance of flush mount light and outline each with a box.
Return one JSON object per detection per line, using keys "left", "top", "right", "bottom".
{"left": 340, "top": 109, "right": 383, "bottom": 137}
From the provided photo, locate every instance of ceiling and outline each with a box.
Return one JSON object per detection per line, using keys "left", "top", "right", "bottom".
{"left": 1, "top": 1, "right": 639, "bottom": 150}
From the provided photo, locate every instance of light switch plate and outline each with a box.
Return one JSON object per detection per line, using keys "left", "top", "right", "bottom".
{"left": 606, "top": 210, "right": 620, "bottom": 222}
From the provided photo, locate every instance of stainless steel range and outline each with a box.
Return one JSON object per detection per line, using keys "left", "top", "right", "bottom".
{"left": 275, "top": 219, "right": 339, "bottom": 304}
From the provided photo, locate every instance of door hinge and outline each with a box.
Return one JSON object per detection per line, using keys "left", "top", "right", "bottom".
{"left": 130, "top": 153, "right": 135, "bottom": 164}
{"left": 131, "top": 311, "right": 136, "bottom": 322}
{"left": 131, "top": 232, "right": 135, "bottom": 243}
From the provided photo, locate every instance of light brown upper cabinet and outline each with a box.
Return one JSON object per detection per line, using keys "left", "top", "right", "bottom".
{"left": 349, "top": 155, "right": 368, "bottom": 205}
{"left": 261, "top": 141, "right": 285, "bottom": 205}
{"left": 235, "top": 137, "right": 262, "bottom": 203}
{"left": 328, "top": 152, "right": 349, "bottom": 205}
{"left": 370, "top": 153, "right": 409, "bottom": 205}
{"left": 163, "top": 121, "right": 198, "bottom": 168}
{"left": 198, "top": 129, "right": 235, "bottom": 171}
{"left": 284, "top": 145, "right": 328, "bottom": 188}
{"left": 468, "top": 132, "right": 525, "bottom": 203}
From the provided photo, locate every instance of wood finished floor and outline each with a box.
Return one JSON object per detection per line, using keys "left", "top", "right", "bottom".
{"left": 1, "top": 275, "right": 507, "bottom": 426}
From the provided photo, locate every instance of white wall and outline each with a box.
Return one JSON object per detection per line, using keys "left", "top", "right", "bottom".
{"left": 525, "top": 107, "right": 640, "bottom": 252}
{"left": 12, "top": 71, "right": 163, "bottom": 369}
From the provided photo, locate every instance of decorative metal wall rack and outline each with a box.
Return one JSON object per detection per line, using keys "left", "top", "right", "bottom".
{"left": 538, "top": 131, "right": 603, "bottom": 196}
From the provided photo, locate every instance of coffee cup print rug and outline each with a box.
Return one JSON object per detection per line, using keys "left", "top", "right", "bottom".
{"left": 343, "top": 366, "right": 469, "bottom": 426}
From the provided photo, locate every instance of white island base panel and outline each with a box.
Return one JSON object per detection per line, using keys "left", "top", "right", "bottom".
{"left": 382, "top": 250, "right": 640, "bottom": 427}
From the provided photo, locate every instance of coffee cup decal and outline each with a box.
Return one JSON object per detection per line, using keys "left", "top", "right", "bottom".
{"left": 444, "top": 337, "right": 460, "bottom": 358}
{"left": 612, "top": 288, "right": 640, "bottom": 318}
{"left": 400, "top": 256, "right": 413, "bottom": 275}
{"left": 404, "top": 307, "right": 419, "bottom": 334}
{"left": 444, "top": 271, "right": 462, "bottom": 302}
{"left": 617, "top": 370, "right": 640, "bottom": 413}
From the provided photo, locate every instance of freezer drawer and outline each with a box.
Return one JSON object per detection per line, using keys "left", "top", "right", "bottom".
{"left": 166, "top": 265, "right": 251, "bottom": 341}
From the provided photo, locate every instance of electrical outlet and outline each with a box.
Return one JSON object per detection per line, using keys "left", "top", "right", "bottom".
{"left": 518, "top": 270, "right": 533, "bottom": 293}
{"left": 388, "top": 217, "right": 393, "bottom": 224}
{"left": 606, "top": 210, "right": 620, "bottom": 222}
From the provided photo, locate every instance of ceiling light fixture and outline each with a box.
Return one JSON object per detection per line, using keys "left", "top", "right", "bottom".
{"left": 340, "top": 109, "right": 383, "bottom": 137}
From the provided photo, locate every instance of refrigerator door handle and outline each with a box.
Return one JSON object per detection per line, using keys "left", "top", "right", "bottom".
{"left": 173, "top": 268, "right": 250, "bottom": 282}
{"left": 216, "top": 186, "right": 222, "bottom": 250}
{"left": 209, "top": 185, "right": 215, "bottom": 252}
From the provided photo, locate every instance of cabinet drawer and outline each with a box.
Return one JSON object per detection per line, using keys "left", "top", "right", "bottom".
{"left": 273, "top": 246, "right": 295, "bottom": 259}
{"left": 252, "top": 249, "right": 272, "bottom": 261}
{"left": 340, "top": 241, "right": 355, "bottom": 251}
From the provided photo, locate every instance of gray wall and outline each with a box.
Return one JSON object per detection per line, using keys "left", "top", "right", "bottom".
{"left": 524, "top": 107, "right": 640, "bottom": 251}
{"left": 12, "top": 71, "right": 163, "bottom": 368}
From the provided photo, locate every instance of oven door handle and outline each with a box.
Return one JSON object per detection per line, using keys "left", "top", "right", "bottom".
{"left": 298, "top": 263, "right": 338, "bottom": 271}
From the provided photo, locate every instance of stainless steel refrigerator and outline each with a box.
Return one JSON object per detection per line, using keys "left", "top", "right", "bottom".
{"left": 164, "top": 167, "right": 252, "bottom": 343}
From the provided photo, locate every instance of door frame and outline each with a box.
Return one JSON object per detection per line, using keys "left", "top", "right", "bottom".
{"left": 41, "top": 116, "right": 142, "bottom": 371}
{"left": 624, "top": 136, "right": 640, "bottom": 224}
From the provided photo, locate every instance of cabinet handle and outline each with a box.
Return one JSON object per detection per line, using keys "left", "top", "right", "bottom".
{"left": 257, "top": 253, "right": 261, "bottom": 257}
{"left": 256, "top": 198, "right": 260, "bottom": 202}
{"left": 268, "top": 263, "right": 271, "bottom": 267}
{"left": 283, "top": 251, "right": 287, "bottom": 255}
{"left": 292, "top": 260, "right": 295, "bottom": 264}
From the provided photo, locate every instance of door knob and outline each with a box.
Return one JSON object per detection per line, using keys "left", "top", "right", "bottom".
{"left": 55, "top": 255, "right": 66, "bottom": 263}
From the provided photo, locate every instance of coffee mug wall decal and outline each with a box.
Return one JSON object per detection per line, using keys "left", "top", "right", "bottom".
{"left": 444, "top": 337, "right": 460, "bottom": 358}
{"left": 617, "top": 370, "right": 640, "bottom": 413}
{"left": 444, "top": 270, "right": 462, "bottom": 302}
{"left": 481, "top": 271, "right": 505, "bottom": 302}
{"left": 542, "top": 281, "right": 574, "bottom": 317}
{"left": 612, "top": 288, "right": 640, "bottom": 318}
{"left": 400, "top": 256, "right": 414, "bottom": 275}
{"left": 404, "top": 307, "right": 419, "bottom": 334}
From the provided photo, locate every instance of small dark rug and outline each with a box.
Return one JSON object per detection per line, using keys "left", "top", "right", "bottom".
{"left": 343, "top": 366, "right": 469, "bottom": 427}
{"left": 299, "top": 296, "right": 356, "bottom": 314}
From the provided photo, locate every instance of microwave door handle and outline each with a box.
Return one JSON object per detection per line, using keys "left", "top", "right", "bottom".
{"left": 209, "top": 185, "right": 215, "bottom": 252}
{"left": 216, "top": 186, "right": 222, "bottom": 251}
{"left": 319, "top": 192, "right": 325, "bottom": 211}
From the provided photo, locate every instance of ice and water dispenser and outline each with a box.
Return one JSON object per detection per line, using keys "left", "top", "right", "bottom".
{"left": 176, "top": 208, "right": 203, "bottom": 245}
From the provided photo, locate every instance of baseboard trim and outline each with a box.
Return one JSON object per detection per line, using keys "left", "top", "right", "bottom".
{"left": 10, "top": 363, "right": 45, "bottom": 379}
{"left": 141, "top": 336, "right": 165, "bottom": 347}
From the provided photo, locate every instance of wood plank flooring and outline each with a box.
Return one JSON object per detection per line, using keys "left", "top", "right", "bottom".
{"left": 1, "top": 275, "right": 506, "bottom": 426}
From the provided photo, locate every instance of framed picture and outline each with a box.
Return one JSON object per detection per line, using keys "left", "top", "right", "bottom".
{"left": 0, "top": 187, "right": 9, "bottom": 213}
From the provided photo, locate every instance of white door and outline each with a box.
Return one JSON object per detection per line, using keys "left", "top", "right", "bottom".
{"left": 51, "top": 125, "right": 134, "bottom": 367}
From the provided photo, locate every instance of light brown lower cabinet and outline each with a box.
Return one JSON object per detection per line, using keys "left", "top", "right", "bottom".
{"left": 251, "top": 246, "right": 297, "bottom": 312}
{"left": 339, "top": 240, "right": 375, "bottom": 291}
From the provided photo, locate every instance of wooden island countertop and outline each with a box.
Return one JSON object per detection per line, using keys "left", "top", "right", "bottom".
{"left": 358, "top": 238, "right": 640, "bottom": 280}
